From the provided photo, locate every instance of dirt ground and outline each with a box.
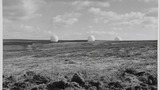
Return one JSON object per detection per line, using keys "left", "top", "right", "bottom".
{"left": 3, "top": 40, "right": 157, "bottom": 90}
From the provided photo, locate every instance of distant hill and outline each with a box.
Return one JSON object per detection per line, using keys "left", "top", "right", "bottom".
{"left": 3, "top": 39, "right": 88, "bottom": 45}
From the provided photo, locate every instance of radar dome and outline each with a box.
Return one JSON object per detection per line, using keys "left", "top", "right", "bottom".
{"left": 50, "top": 35, "right": 59, "bottom": 42}
{"left": 88, "top": 35, "right": 95, "bottom": 42}
{"left": 114, "top": 37, "right": 122, "bottom": 41}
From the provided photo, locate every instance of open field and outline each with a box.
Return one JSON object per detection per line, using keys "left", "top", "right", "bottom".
{"left": 3, "top": 40, "right": 157, "bottom": 90}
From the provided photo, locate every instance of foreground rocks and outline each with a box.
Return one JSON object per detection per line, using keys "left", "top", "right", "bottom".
{"left": 3, "top": 69, "right": 157, "bottom": 90}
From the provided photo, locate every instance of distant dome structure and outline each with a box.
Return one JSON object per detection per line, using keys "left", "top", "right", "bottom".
{"left": 114, "top": 37, "right": 122, "bottom": 41}
{"left": 88, "top": 35, "right": 95, "bottom": 42}
{"left": 50, "top": 35, "right": 59, "bottom": 42}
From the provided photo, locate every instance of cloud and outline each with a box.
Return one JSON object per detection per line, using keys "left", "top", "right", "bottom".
{"left": 147, "top": 7, "right": 158, "bottom": 13}
{"left": 88, "top": 7, "right": 157, "bottom": 30}
{"left": 52, "top": 12, "right": 81, "bottom": 27}
{"left": 88, "top": 7, "right": 101, "bottom": 14}
{"left": 71, "top": 0, "right": 110, "bottom": 9}
{"left": 89, "top": 7, "right": 145, "bottom": 21}
{"left": 88, "top": 25, "right": 93, "bottom": 29}
{"left": 138, "top": 0, "right": 157, "bottom": 3}
{"left": 108, "top": 31, "right": 118, "bottom": 35}
{"left": 87, "top": 31, "right": 107, "bottom": 34}
{"left": 22, "top": 0, "right": 38, "bottom": 15}
{"left": 3, "top": 23, "right": 43, "bottom": 39}
{"left": 3, "top": 22, "right": 43, "bottom": 39}
{"left": 87, "top": 30, "right": 118, "bottom": 36}
{"left": 72, "top": 1, "right": 91, "bottom": 7}
{"left": 3, "top": 18, "right": 12, "bottom": 24}
{"left": 3, "top": 0, "right": 43, "bottom": 20}
{"left": 89, "top": 7, "right": 123, "bottom": 23}
{"left": 145, "top": 7, "right": 158, "bottom": 17}
{"left": 112, "top": 27, "right": 122, "bottom": 31}
{"left": 4, "top": 22, "right": 40, "bottom": 33}
{"left": 97, "top": 2, "right": 110, "bottom": 7}
{"left": 111, "top": 0, "right": 157, "bottom": 3}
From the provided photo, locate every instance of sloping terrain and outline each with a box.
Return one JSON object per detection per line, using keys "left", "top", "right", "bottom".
{"left": 3, "top": 40, "right": 157, "bottom": 90}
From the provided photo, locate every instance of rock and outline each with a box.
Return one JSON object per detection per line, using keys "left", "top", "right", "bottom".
{"left": 10, "top": 82, "right": 30, "bottom": 90}
{"left": 88, "top": 86, "right": 97, "bottom": 90}
{"left": 150, "top": 86, "right": 157, "bottom": 90}
{"left": 125, "top": 78, "right": 131, "bottom": 83}
{"left": 23, "top": 71, "right": 36, "bottom": 82}
{"left": 3, "top": 75, "right": 16, "bottom": 88}
{"left": 31, "top": 87, "right": 37, "bottom": 90}
{"left": 46, "top": 80, "right": 69, "bottom": 90}
{"left": 70, "top": 82, "right": 81, "bottom": 88}
{"left": 148, "top": 75, "right": 157, "bottom": 85}
{"left": 134, "top": 86, "right": 141, "bottom": 90}
{"left": 31, "top": 84, "right": 47, "bottom": 90}
{"left": 84, "top": 82, "right": 91, "bottom": 89}
{"left": 141, "top": 87, "right": 148, "bottom": 90}
{"left": 88, "top": 80, "right": 102, "bottom": 90}
{"left": 71, "top": 73, "right": 85, "bottom": 86}
{"left": 126, "top": 87, "right": 132, "bottom": 90}
{"left": 23, "top": 71, "right": 51, "bottom": 85}
{"left": 65, "top": 87, "right": 76, "bottom": 90}
{"left": 24, "top": 71, "right": 36, "bottom": 78}
{"left": 138, "top": 75, "right": 148, "bottom": 84}
{"left": 125, "top": 68, "right": 138, "bottom": 75}
{"left": 135, "top": 72, "right": 146, "bottom": 76}
{"left": 32, "top": 74, "right": 50, "bottom": 84}
{"left": 108, "top": 81, "right": 123, "bottom": 89}
{"left": 3, "top": 88, "right": 9, "bottom": 90}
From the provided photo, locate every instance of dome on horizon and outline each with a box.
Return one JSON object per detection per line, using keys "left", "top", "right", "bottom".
{"left": 88, "top": 35, "right": 95, "bottom": 42}
{"left": 50, "top": 35, "right": 59, "bottom": 42}
{"left": 114, "top": 36, "right": 122, "bottom": 41}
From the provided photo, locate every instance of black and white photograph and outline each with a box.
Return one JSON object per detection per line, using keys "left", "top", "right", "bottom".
{"left": 2, "top": 0, "right": 159, "bottom": 90}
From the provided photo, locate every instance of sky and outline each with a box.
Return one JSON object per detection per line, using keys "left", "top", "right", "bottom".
{"left": 3, "top": 0, "right": 158, "bottom": 40}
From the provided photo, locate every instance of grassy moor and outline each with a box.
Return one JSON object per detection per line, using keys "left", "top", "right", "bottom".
{"left": 3, "top": 40, "right": 157, "bottom": 90}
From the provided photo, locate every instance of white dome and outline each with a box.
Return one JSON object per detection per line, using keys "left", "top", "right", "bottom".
{"left": 50, "top": 35, "right": 59, "bottom": 42}
{"left": 114, "top": 37, "right": 122, "bottom": 41}
{"left": 88, "top": 35, "right": 95, "bottom": 42}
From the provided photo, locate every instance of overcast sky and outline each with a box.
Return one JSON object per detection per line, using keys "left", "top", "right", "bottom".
{"left": 3, "top": 0, "right": 158, "bottom": 40}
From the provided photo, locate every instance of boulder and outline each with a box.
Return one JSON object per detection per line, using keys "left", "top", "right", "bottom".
{"left": 71, "top": 73, "right": 85, "bottom": 86}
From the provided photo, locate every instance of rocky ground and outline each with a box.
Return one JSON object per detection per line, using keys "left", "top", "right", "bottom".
{"left": 3, "top": 40, "right": 157, "bottom": 90}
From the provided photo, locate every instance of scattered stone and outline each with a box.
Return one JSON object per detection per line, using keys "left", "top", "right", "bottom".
{"left": 71, "top": 73, "right": 85, "bottom": 87}
{"left": 135, "top": 71, "right": 146, "bottom": 76}
{"left": 149, "top": 86, "right": 157, "bottom": 90}
{"left": 84, "top": 82, "right": 91, "bottom": 89}
{"left": 138, "top": 75, "right": 148, "bottom": 84}
{"left": 32, "top": 74, "right": 50, "bottom": 84}
{"left": 46, "top": 80, "right": 69, "bottom": 90}
{"left": 88, "top": 86, "right": 97, "bottom": 90}
{"left": 3, "top": 88, "right": 9, "bottom": 90}
{"left": 10, "top": 82, "right": 30, "bottom": 90}
{"left": 23, "top": 71, "right": 51, "bottom": 84}
{"left": 134, "top": 86, "right": 141, "bottom": 90}
{"left": 148, "top": 75, "right": 157, "bottom": 85}
{"left": 126, "top": 87, "right": 132, "bottom": 90}
{"left": 3, "top": 75, "right": 16, "bottom": 88}
{"left": 24, "top": 71, "right": 36, "bottom": 78}
{"left": 65, "top": 87, "right": 76, "bottom": 90}
{"left": 65, "top": 59, "right": 69, "bottom": 61}
{"left": 125, "top": 68, "right": 138, "bottom": 75}
{"left": 70, "top": 82, "right": 81, "bottom": 88}
{"left": 108, "top": 81, "right": 123, "bottom": 89}
{"left": 31, "top": 84, "right": 47, "bottom": 90}
{"left": 23, "top": 71, "right": 36, "bottom": 82}
{"left": 141, "top": 87, "right": 148, "bottom": 90}
{"left": 125, "top": 78, "right": 131, "bottom": 83}
{"left": 88, "top": 80, "right": 102, "bottom": 90}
